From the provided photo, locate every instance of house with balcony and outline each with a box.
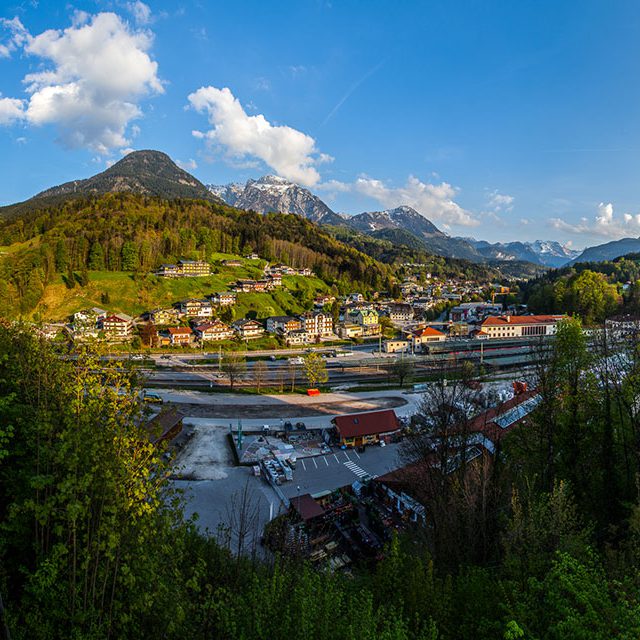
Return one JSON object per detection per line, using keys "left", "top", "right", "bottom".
{"left": 167, "top": 327, "right": 193, "bottom": 346}
{"left": 194, "top": 321, "right": 234, "bottom": 342}
{"left": 300, "top": 311, "right": 333, "bottom": 338}
{"left": 102, "top": 313, "right": 134, "bottom": 341}
{"left": 209, "top": 292, "right": 237, "bottom": 307}
{"left": 178, "top": 299, "right": 213, "bottom": 318}
{"left": 233, "top": 319, "right": 265, "bottom": 340}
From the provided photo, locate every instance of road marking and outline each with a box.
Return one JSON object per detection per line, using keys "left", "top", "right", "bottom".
{"left": 343, "top": 451, "right": 351, "bottom": 462}
{"left": 353, "top": 449, "right": 361, "bottom": 459}
{"left": 344, "top": 460, "right": 368, "bottom": 478}
{"left": 333, "top": 454, "right": 340, "bottom": 463}
{"left": 312, "top": 457, "right": 318, "bottom": 469}
{"left": 324, "top": 457, "right": 329, "bottom": 466}
{"left": 301, "top": 459, "right": 307, "bottom": 471}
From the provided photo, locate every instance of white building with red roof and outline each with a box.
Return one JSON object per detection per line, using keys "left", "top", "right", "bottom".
{"left": 480, "top": 314, "right": 565, "bottom": 339}
{"left": 410, "top": 326, "right": 446, "bottom": 350}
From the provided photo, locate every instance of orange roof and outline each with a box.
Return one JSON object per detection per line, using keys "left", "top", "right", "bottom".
{"left": 168, "top": 327, "right": 192, "bottom": 335}
{"left": 482, "top": 315, "right": 564, "bottom": 327}
{"left": 414, "top": 326, "right": 445, "bottom": 337}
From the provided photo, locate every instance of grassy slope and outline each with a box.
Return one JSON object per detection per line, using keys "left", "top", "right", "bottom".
{"left": 33, "top": 254, "right": 330, "bottom": 321}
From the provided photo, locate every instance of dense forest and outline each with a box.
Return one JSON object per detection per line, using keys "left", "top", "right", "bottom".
{"left": 2, "top": 320, "right": 640, "bottom": 638}
{"left": 0, "top": 194, "right": 394, "bottom": 315}
{"left": 522, "top": 254, "right": 640, "bottom": 323}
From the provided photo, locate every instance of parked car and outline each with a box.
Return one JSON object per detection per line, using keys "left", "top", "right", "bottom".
{"left": 143, "top": 392, "right": 163, "bottom": 404}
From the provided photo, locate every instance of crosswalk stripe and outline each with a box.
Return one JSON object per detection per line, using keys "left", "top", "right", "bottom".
{"left": 344, "top": 461, "right": 368, "bottom": 477}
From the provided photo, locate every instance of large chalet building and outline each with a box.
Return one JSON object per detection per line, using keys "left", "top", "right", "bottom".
{"left": 157, "top": 259, "right": 211, "bottom": 278}
{"left": 102, "top": 313, "right": 134, "bottom": 341}
{"left": 193, "top": 321, "right": 234, "bottom": 342}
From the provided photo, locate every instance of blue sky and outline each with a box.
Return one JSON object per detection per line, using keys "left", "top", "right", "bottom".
{"left": 2, "top": 1, "right": 640, "bottom": 249}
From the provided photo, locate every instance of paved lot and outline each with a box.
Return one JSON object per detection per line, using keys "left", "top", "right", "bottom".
{"left": 175, "top": 469, "right": 284, "bottom": 549}
{"left": 281, "top": 443, "right": 404, "bottom": 498}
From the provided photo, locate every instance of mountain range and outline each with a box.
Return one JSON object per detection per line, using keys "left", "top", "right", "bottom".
{"left": 1, "top": 149, "right": 634, "bottom": 270}
{"left": 208, "top": 176, "right": 581, "bottom": 267}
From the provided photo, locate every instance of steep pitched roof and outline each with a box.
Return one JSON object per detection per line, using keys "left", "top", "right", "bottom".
{"left": 145, "top": 407, "right": 185, "bottom": 444}
{"left": 291, "top": 494, "right": 325, "bottom": 521}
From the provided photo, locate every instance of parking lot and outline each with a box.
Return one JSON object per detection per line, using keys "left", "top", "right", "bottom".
{"left": 280, "top": 443, "right": 403, "bottom": 499}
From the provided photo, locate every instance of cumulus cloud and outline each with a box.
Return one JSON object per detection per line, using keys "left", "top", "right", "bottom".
{"left": 0, "top": 97, "right": 26, "bottom": 124}
{"left": 550, "top": 202, "right": 640, "bottom": 238}
{"left": 189, "top": 85, "right": 326, "bottom": 186}
{"left": 0, "top": 11, "right": 162, "bottom": 154}
{"left": 486, "top": 189, "right": 514, "bottom": 212}
{"left": 318, "top": 175, "right": 479, "bottom": 227}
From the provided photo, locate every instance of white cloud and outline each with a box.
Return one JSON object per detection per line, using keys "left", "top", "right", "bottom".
{"left": 177, "top": 158, "right": 198, "bottom": 171}
{"left": 550, "top": 202, "right": 640, "bottom": 238}
{"left": 0, "top": 97, "right": 26, "bottom": 124}
{"left": 0, "top": 17, "right": 28, "bottom": 58}
{"left": 318, "top": 174, "right": 479, "bottom": 227}
{"left": 188, "top": 85, "right": 325, "bottom": 186}
{"left": 486, "top": 189, "right": 514, "bottom": 212}
{"left": 126, "top": 1, "right": 152, "bottom": 25}
{"left": 0, "top": 12, "right": 162, "bottom": 154}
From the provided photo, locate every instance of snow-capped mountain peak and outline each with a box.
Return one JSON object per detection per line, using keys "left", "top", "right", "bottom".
{"left": 207, "top": 175, "right": 343, "bottom": 224}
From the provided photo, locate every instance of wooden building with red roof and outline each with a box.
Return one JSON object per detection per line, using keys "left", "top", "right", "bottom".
{"left": 331, "top": 409, "right": 401, "bottom": 448}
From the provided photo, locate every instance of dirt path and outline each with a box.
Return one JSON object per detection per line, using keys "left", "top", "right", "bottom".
{"left": 171, "top": 395, "right": 407, "bottom": 419}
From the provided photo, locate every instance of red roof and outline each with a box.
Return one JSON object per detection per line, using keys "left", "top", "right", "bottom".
{"left": 414, "top": 326, "right": 445, "bottom": 337}
{"left": 168, "top": 327, "right": 192, "bottom": 335}
{"left": 482, "top": 315, "right": 564, "bottom": 327}
{"left": 333, "top": 409, "right": 400, "bottom": 439}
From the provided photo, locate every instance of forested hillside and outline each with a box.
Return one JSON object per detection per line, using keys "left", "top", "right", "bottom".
{"left": 0, "top": 194, "right": 393, "bottom": 317}
{"left": 522, "top": 253, "right": 640, "bottom": 323}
